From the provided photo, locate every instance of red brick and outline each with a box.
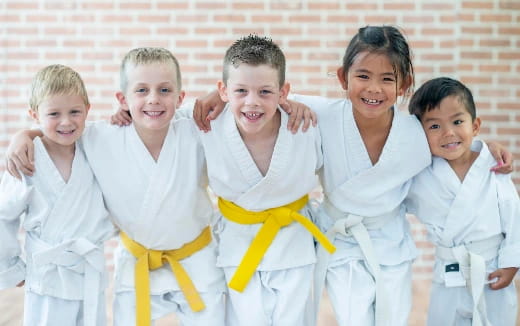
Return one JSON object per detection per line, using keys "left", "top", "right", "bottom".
{"left": 479, "top": 64, "right": 510, "bottom": 72}
{"left": 309, "top": 2, "right": 341, "bottom": 10}
{"left": 422, "top": 28, "right": 452, "bottom": 35}
{"left": 479, "top": 39, "right": 511, "bottom": 47}
{"left": 231, "top": 27, "right": 265, "bottom": 35}
{"left": 498, "top": 52, "right": 520, "bottom": 60}
{"left": 345, "top": 3, "right": 378, "bottom": 10}
{"left": 269, "top": 2, "right": 302, "bottom": 10}
{"left": 138, "top": 15, "right": 171, "bottom": 23}
{"left": 81, "top": 2, "right": 114, "bottom": 9}
{"left": 176, "top": 15, "right": 209, "bottom": 23}
{"left": 289, "top": 15, "right": 321, "bottom": 23}
{"left": 404, "top": 15, "right": 435, "bottom": 23}
{"left": 461, "top": 51, "right": 493, "bottom": 60}
{"left": 45, "top": 52, "right": 77, "bottom": 60}
{"left": 119, "top": 2, "right": 151, "bottom": 10}
{"left": 7, "top": 2, "right": 39, "bottom": 9}
{"left": 157, "top": 3, "right": 189, "bottom": 10}
{"left": 231, "top": 2, "right": 264, "bottom": 10}
{"left": 119, "top": 27, "right": 152, "bottom": 35}
{"left": 499, "top": 1, "right": 520, "bottom": 9}
{"left": 462, "top": 1, "right": 494, "bottom": 9}
{"left": 252, "top": 15, "right": 284, "bottom": 23}
{"left": 459, "top": 76, "right": 492, "bottom": 84}
{"left": 176, "top": 40, "right": 208, "bottom": 48}
{"left": 365, "top": 15, "right": 398, "bottom": 24}
{"left": 497, "top": 102, "right": 520, "bottom": 110}
{"left": 421, "top": 54, "right": 454, "bottom": 61}
{"left": 461, "top": 26, "right": 494, "bottom": 34}
{"left": 384, "top": 3, "right": 415, "bottom": 10}
{"left": 196, "top": 2, "right": 228, "bottom": 9}
{"left": 214, "top": 15, "right": 246, "bottom": 23}
{"left": 157, "top": 27, "right": 190, "bottom": 35}
{"left": 25, "top": 15, "right": 58, "bottom": 22}
{"left": 480, "top": 14, "right": 512, "bottom": 23}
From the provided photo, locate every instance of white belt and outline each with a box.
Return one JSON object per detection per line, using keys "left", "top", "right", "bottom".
{"left": 314, "top": 199, "right": 397, "bottom": 326}
{"left": 26, "top": 234, "right": 105, "bottom": 326}
{"left": 435, "top": 234, "right": 503, "bottom": 326}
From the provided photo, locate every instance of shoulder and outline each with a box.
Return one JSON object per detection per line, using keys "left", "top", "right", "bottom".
{"left": 171, "top": 115, "right": 201, "bottom": 141}
{"left": 290, "top": 94, "right": 347, "bottom": 118}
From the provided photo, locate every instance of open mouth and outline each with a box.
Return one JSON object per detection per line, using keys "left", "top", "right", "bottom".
{"left": 57, "top": 130, "right": 75, "bottom": 135}
{"left": 441, "top": 142, "right": 461, "bottom": 149}
{"left": 362, "top": 98, "right": 383, "bottom": 105}
{"left": 242, "top": 111, "right": 263, "bottom": 121}
{"left": 144, "top": 111, "right": 164, "bottom": 117}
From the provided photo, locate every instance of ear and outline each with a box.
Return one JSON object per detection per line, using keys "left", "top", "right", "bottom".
{"left": 176, "top": 90, "right": 186, "bottom": 108}
{"left": 85, "top": 104, "right": 91, "bottom": 114}
{"left": 472, "top": 117, "right": 481, "bottom": 136}
{"left": 278, "top": 82, "right": 290, "bottom": 103}
{"left": 217, "top": 80, "right": 229, "bottom": 102}
{"left": 115, "top": 91, "right": 130, "bottom": 111}
{"left": 336, "top": 67, "right": 348, "bottom": 90}
{"left": 28, "top": 109, "right": 39, "bottom": 123}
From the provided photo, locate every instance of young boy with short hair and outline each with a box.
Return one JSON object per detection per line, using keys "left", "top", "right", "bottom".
{"left": 4, "top": 48, "right": 227, "bottom": 326}
{"left": 199, "top": 35, "right": 335, "bottom": 326}
{"left": 406, "top": 77, "right": 520, "bottom": 326}
{"left": 0, "top": 64, "right": 116, "bottom": 326}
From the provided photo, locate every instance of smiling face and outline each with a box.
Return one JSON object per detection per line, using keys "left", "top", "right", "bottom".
{"left": 218, "top": 63, "right": 289, "bottom": 138}
{"left": 421, "top": 95, "right": 481, "bottom": 163}
{"left": 338, "top": 51, "right": 405, "bottom": 122}
{"left": 117, "top": 63, "right": 185, "bottom": 136}
{"left": 30, "top": 93, "right": 89, "bottom": 150}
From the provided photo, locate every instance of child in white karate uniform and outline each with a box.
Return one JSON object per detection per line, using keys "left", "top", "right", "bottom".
{"left": 4, "top": 49, "right": 227, "bottom": 326}
{"left": 406, "top": 77, "right": 520, "bottom": 326}
{"left": 0, "top": 64, "right": 115, "bottom": 326}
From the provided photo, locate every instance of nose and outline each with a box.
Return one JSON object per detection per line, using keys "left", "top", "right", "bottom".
{"left": 245, "top": 92, "right": 259, "bottom": 106}
{"left": 147, "top": 90, "right": 160, "bottom": 104}
{"left": 442, "top": 125, "right": 455, "bottom": 137}
{"left": 366, "top": 79, "right": 382, "bottom": 93}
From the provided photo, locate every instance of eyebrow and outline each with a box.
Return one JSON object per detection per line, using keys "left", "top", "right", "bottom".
{"left": 423, "top": 111, "right": 465, "bottom": 123}
{"left": 353, "top": 68, "right": 395, "bottom": 76}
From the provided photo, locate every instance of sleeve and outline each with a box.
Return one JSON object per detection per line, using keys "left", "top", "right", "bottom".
{"left": 0, "top": 172, "right": 30, "bottom": 289}
{"left": 175, "top": 100, "right": 195, "bottom": 119}
{"left": 496, "top": 174, "right": 520, "bottom": 268}
{"left": 313, "top": 125, "right": 323, "bottom": 172}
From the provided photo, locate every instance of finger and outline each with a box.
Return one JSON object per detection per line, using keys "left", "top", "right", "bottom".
{"left": 280, "top": 101, "right": 292, "bottom": 114}
{"left": 193, "top": 99, "right": 205, "bottom": 131}
{"left": 489, "top": 278, "right": 506, "bottom": 290}
{"left": 13, "top": 155, "right": 34, "bottom": 176}
{"left": 291, "top": 106, "right": 304, "bottom": 134}
{"left": 7, "top": 158, "right": 22, "bottom": 180}
{"left": 302, "top": 108, "right": 311, "bottom": 132}
{"left": 27, "top": 142, "right": 35, "bottom": 166}
{"left": 310, "top": 110, "right": 318, "bottom": 127}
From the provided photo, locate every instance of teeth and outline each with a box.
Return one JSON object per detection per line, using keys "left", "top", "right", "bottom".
{"left": 244, "top": 112, "right": 261, "bottom": 118}
{"left": 363, "top": 98, "right": 380, "bottom": 104}
{"left": 145, "top": 111, "right": 162, "bottom": 116}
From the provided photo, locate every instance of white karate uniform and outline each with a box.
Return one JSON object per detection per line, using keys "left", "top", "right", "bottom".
{"left": 292, "top": 94, "right": 431, "bottom": 326}
{"left": 199, "top": 106, "right": 323, "bottom": 326}
{"left": 80, "top": 118, "right": 226, "bottom": 325}
{"left": 0, "top": 137, "right": 115, "bottom": 326}
{"left": 406, "top": 140, "right": 520, "bottom": 326}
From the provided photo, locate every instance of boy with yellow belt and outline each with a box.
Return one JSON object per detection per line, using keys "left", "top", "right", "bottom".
{"left": 199, "top": 35, "right": 335, "bottom": 326}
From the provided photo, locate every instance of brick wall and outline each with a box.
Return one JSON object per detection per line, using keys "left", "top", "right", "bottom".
{"left": 1, "top": 0, "right": 519, "bottom": 281}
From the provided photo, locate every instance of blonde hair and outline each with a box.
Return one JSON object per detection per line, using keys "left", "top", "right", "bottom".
{"left": 120, "top": 47, "right": 182, "bottom": 92}
{"left": 30, "top": 64, "right": 89, "bottom": 112}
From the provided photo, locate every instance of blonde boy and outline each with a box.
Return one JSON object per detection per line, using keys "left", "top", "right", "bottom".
{"left": 0, "top": 64, "right": 115, "bottom": 326}
{"left": 4, "top": 49, "right": 226, "bottom": 325}
{"left": 199, "top": 35, "right": 334, "bottom": 326}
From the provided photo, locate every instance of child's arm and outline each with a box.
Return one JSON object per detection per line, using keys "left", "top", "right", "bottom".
{"left": 487, "top": 142, "right": 513, "bottom": 174}
{"left": 0, "top": 173, "right": 29, "bottom": 290}
{"left": 192, "top": 90, "right": 317, "bottom": 133}
{"left": 490, "top": 174, "right": 520, "bottom": 290}
{"left": 5, "top": 129, "right": 43, "bottom": 179}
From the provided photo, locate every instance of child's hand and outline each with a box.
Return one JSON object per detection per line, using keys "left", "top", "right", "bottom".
{"left": 279, "top": 99, "right": 317, "bottom": 134}
{"left": 193, "top": 90, "right": 226, "bottom": 132}
{"left": 487, "top": 141, "right": 513, "bottom": 174}
{"left": 488, "top": 267, "right": 518, "bottom": 290}
{"left": 110, "top": 108, "right": 132, "bottom": 126}
{"left": 6, "top": 131, "right": 35, "bottom": 179}
{"left": 16, "top": 280, "right": 25, "bottom": 287}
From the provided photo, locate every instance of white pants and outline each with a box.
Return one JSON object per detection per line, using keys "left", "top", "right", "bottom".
{"left": 427, "top": 280, "right": 517, "bottom": 326}
{"left": 24, "top": 290, "right": 106, "bottom": 326}
{"left": 326, "top": 260, "right": 412, "bottom": 326}
{"left": 113, "top": 289, "right": 226, "bottom": 326}
{"left": 224, "top": 264, "right": 314, "bottom": 326}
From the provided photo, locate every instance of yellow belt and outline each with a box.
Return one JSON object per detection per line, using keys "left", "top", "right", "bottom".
{"left": 218, "top": 195, "right": 336, "bottom": 292}
{"left": 120, "top": 227, "right": 211, "bottom": 326}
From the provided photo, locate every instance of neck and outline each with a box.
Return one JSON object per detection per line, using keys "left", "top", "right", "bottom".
{"left": 134, "top": 125, "right": 168, "bottom": 161}
{"left": 40, "top": 137, "right": 75, "bottom": 157}
{"left": 447, "top": 150, "right": 479, "bottom": 182}
{"left": 353, "top": 107, "right": 394, "bottom": 132}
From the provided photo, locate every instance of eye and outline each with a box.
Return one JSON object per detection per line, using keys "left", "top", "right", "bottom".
{"left": 260, "top": 90, "right": 273, "bottom": 95}
{"left": 383, "top": 77, "right": 396, "bottom": 82}
{"left": 160, "top": 88, "right": 171, "bottom": 93}
{"left": 428, "top": 124, "right": 440, "bottom": 130}
{"left": 234, "top": 89, "right": 247, "bottom": 94}
{"left": 453, "top": 119, "right": 463, "bottom": 125}
{"left": 356, "top": 74, "right": 369, "bottom": 80}
{"left": 135, "top": 88, "right": 147, "bottom": 93}
{"left": 71, "top": 110, "right": 81, "bottom": 115}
